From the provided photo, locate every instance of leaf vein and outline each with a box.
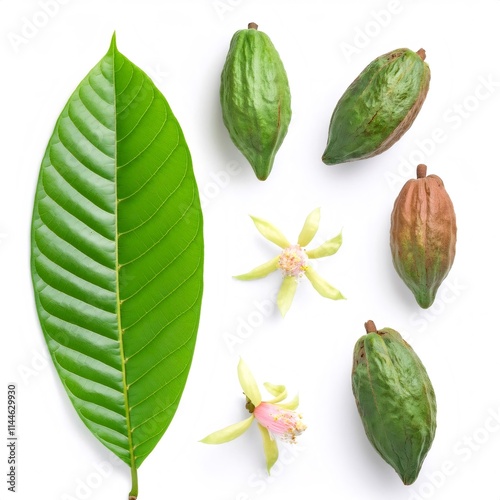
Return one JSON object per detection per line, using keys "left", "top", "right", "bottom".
{"left": 128, "top": 329, "right": 193, "bottom": 388}
{"left": 47, "top": 156, "right": 114, "bottom": 216}
{"left": 117, "top": 79, "right": 155, "bottom": 142}
{"left": 37, "top": 271, "right": 116, "bottom": 318}
{"left": 123, "top": 251, "right": 201, "bottom": 333}
{"left": 121, "top": 217, "right": 197, "bottom": 302}
{"left": 36, "top": 250, "right": 115, "bottom": 297}
{"left": 38, "top": 293, "right": 117, "bottom": 342}
{"left": 130, "top": 401, "right": 175, "bottom": 434}
{"left": 74, "top": 86, "right": 115, "bottom": 131}
{"left": 86, "top": 80, "right": 115, "bottom": 113}
{"left": 63, "top": 375, "right": 126, "bottom": 420}
{"left": 115, "top": 60, "right": 135, "bottom": 98}
{"left": 87, "top": 431, "right": 129, "bottom": 455}
{"left": 65, "top": 110, "right": 115, "bottom": 160}
{"left": 129, "top": 362, "right": 188, "bottom": 415}
{"left": 118, "top": 97, "right": 168, "bottom": 168}
{"left": 118, "top": 177, "right": 193, "bottom": 267}
{"left": 80, "top": 412, "right": 129, "bottom": 444}
{"left": 34, "top": 221, "right": 114, "bottom": 271}
{"left": 42, "top": 188, "right": 114, "bottom": 243}
{"left": 51, "top": 337, "right": 122, "bottom": 379}
{"left": 54, "top": 132, "right": 114, "bottom": 182}
{"left": 118, "top": 73, "right": 145, "bottom": 115}
{"left": 116, "top": 133, "right": 180, "bottom": 204}
{"left": 125, "top": 268, "right": 202, "bottom": 360}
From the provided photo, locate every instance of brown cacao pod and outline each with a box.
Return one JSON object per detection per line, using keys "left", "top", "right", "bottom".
{"left": 390, "top": 164, "right": 457, "bottom": 308}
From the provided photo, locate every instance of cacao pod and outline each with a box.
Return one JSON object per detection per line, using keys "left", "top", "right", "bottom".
{"left": 390, "top": 164, "right": 457, "bottom": 308}
{"left": 322, "top": 48, "right": 430, "bottom": 165}
{"left": 220, "top": 22, "right": 292, "bottom": 181}
{"left": 352, "top": 320, "right": 437, "bottom": 485}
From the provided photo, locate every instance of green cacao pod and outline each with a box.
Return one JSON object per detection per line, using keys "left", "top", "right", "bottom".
{"left": 352, "top": 321, "right": 437, "bottom": 485}
{"left": 390, "top": 164, "right": 457, "bottom": 308}
{"left": 220, "top": 22, "right": 292, "bottom": 180}
{"left": 322, "top": 48, "right": 430, "bottom": 165}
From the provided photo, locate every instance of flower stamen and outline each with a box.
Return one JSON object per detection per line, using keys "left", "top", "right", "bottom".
{"left": 253, "top": 402, "right": 307, "bottom": 444}
{"left": 278, "top": 245, "right": 308, "bottom": 278}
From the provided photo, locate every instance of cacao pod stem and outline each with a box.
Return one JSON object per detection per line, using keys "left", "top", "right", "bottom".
{"left": 416, "top": 163, "right": 427, "bottom": 178}
{"left": 364, "top": 320, "right": 377, "bottom": 333}
{"left": 248, "top": 22, "right": 258, "bottom": 30}
{"left": 416, "top": 48, "right": 426, "bottom": 60}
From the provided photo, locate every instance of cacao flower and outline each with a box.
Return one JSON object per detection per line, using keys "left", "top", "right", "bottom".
{"left": 200, "top": 358, "right": 306, "bottom": 473}
{"left": 234, "top": 208, "right": 345, "bottom": 316}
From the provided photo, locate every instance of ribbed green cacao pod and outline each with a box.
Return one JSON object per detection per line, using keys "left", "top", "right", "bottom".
{"left": 390, "top": 164, "right": 457, "bottom": 308}
{"left": 352, "top": 321, "right": 437, "bottom": 485}
{"left": 322, "top": 48, "right": 430, "bottom": 165}
{"left": 220, "top": 22, "right": 291, "bottom": 180}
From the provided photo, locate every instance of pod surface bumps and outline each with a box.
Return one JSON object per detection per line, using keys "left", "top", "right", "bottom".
{"left": 352, "top": 321, "right": 437, "bottom": 485}
{"left": 323, "top": 48, "right": 430, "bottom": 165}
{"left": 390, "top": 164, "right": 457, "bottom": 308}
{"left": 220, "top": 23, "right": 292, "bottom": 181}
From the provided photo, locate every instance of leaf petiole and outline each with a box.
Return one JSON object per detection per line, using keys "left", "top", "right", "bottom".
{"left": 129, "top": 464, "right": 138, "bottom": 499}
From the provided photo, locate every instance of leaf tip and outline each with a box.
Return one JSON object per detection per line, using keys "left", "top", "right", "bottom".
{"left": 109, "top": 32, "right": 118, "bottom": 53}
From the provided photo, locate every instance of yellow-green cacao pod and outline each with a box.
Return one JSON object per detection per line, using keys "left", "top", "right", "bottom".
{"left": 352, "top": 321, "right": 437, "bottom": 485}
{"left": 322, "top": 48, "right": 430, "bottom": 165}
{"left": 220, "top": 22, "right": 292, "bottom": 180}
{"left": 390, "top": 164, "right": 457, "bottom": 308}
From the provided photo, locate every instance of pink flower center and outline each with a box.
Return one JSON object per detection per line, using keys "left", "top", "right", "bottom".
{"left": 253, "top": 402, "right": 307, "bottom": 444}
{"left": 278, "top": 245, "right": 308, "bottom": 278}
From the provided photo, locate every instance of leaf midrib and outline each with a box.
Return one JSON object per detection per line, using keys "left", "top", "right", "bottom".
{"left": 111, "top": 39, "right": 137, "bottom": 475}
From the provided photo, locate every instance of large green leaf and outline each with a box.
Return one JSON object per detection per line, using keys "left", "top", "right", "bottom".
{"left": 30, "top": 34, "right": 204, "bottom": 499}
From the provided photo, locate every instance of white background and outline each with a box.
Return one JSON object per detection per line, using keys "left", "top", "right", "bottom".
{"left": 1, "top": 1, "right": 500, "bottom": 499}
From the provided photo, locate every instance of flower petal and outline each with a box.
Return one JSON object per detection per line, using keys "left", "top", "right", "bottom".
{"left": 277, "top": 394, "right": 299, "bottom": 411}
{"left": 238, "top": 358, "right": 262, "bottom": 406}
{"left": 254, "top": 402, "right": 306, "bottom": 444}
{"left": 250, "top": 215, "right": 291, "bottom": 249}
{"left": 306, "top": 231, "right": 342, "bottom": 259}
{"left": 200, "top": 415, "right": 254, "bottom": 444}
{"left": 277, "top": 276, "right": 298, "bottom": 317}
{"left": 257, "top": 423, "right": 279, "bottom": 474}
{"left": 264, "top": 382, "right": 287, "bottom": 403}
{"left": 305, "top": 267, "right": 345, "bottom": 300}
{"left": 297, "top": 208, "right": 320, "bottom": 247}
{"left": 233, "top": 256, "right": 279, "bottom": 281}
